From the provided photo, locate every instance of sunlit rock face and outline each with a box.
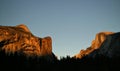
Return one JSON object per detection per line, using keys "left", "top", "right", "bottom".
{"left": 0, "top": 24, "right": 55, "bottom": 60}
{"left": 91, "top": 32, "right": 114, "bottom": 49}
{"left": 74, "top": 32, "right": 114, "bottom": 59}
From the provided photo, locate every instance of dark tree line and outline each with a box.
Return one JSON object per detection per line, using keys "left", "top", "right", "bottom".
{"left": 0, "top": 51, "right": 120, "bottom": 71}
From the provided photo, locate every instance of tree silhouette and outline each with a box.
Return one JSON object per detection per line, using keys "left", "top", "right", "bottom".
{"left": 0, "top": 50, "right": 120, "bottom": 71}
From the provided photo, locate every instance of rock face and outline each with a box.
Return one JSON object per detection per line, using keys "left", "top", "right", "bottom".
{"left": 96, "top": 32, "right": 120, "bottom": 58}
{"left": 74, "top": 32, "right": 114, "bottom": 59}
{"left": 0, "top": 24, "right": 56, "bottom": 60}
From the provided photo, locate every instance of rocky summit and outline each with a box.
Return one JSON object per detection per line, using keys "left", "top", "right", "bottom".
{"left": 74, "top": 32, "right": 114, "bottom": 59}
{"left": 94, "top": 32, "right": 120, "bottom": 58}
{"left": 0, "top": 24, "right": 56, "bottom": 60}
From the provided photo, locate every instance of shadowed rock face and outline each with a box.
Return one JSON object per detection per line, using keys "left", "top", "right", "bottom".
{"left": 96, "top": 32, "right": 120, "bottom": 58}
{"left": 0, "top": 24, "right": 54, "bottom": 59}
{"left": 75, "top": 32, "right": 114, "bottom": 59}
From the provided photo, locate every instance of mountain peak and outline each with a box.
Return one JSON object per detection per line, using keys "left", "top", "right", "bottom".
{"left": 0, "top": 24, "right": 56, "bottom": 61}
{"left": 91, "top": 32, "right": 114, "bottom": 49}
{"left": 74, "top": 32, "right": 114, "bottom": 59}
{"left": 16, "top": 24, "right": 31, "bottom": 32}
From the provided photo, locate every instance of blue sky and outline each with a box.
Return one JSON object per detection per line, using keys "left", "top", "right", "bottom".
{"left": 0, "top": 0, "right": 120, "bottom": 58}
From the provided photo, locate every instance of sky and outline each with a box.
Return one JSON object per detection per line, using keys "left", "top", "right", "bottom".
{"left": 0, "top": 0, "right": 120, "bottom": 58}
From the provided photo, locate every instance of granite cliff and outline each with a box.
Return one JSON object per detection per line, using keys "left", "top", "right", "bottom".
{"left": 0, "top": 24, "right": 56, "bottom": 61}
{"left": 74, "top": 32, "right": 114, "bottom": 58}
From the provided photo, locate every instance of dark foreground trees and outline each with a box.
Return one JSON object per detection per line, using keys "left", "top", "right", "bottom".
{"left": 0, "top": 51, "right": 120, "bottom": 71}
